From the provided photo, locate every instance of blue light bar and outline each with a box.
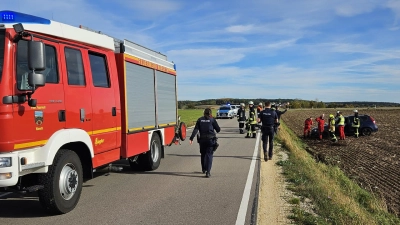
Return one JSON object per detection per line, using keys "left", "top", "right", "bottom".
{"left": 0, "top": 10, "right": 50, "bottom": 24}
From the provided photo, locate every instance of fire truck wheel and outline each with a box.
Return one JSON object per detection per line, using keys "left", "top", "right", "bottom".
{"left": 38, "top": 149, "right": 83, "bottom": 214}
{"left": 142, "top": 133, "right": 162, "bottom": 171}
{"left": 179, "top": 122, "right": 187, "bottom": 141}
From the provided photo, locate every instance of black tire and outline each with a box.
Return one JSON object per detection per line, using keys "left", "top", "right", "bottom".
{"left": 179, "top": 122, "right": 186, "bottom": 141}
{"left": 130, "top": 133, "right": 162, "bottom": 171}
{"left": 361, "top": 127, "right": 372, "bottom": 136}
{"left": 38, "top": 149, "right": 83, "bottom": 214}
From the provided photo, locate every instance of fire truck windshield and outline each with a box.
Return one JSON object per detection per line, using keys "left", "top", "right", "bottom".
{"left": 0, "top": 29, "right": 4, "bottom": 82}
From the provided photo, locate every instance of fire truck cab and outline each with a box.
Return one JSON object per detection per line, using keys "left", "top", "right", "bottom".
{"left": 0, "top": 10, "right": 186, "bottom": 214}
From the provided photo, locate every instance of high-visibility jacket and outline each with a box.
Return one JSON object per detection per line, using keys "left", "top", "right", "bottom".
{"left": 338, "top": 115, "right": 345, "bottom": 126}
{"left": 352, "top": 116, "right": 360, "bottom": 128}
{"left": 329, "top": 118, "right": 335, "bottom": 132}
{"left": 247, "top": 108, "right": 257, "bottom": 124}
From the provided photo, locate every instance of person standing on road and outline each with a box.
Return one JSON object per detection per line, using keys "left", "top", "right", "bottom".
{"left": 274, "top": 104, "right": 287, "bottom": 134}
{"left": 246, "top": 101, "right": 257, "bottom": 138}
{"left": 304, "top": 116, "right": 313, "bottom": 138}
{"left": 329, "top": 114, "right": 338, "bottom": 142}
{"left": 257, "top": 102, "right": 263, "bottom": 129}
{"left": 237, "top": 103, "right": 246, "bottom": 134}
{"left": 315, "top": 114, "right": 325, "bottom": 140}
{"left": 337, "top": 111, "right": 345, "bottom": 140}
{"left": 352, "top": 109, "right": 361, "bottom": 138}
{"left": 189, "top": 108, "right": 221, "bottom": 178}
{"left": 257, "top": 101, "right": 278, "bottom": 161}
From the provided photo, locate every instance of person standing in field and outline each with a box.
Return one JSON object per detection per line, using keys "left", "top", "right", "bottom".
{"left": 189, "top": 108, "right": 220, "bottom": 178}
{"left": 352, "top": 109, "right": 361, "bottom": 138}
{"left": 315, "top": 114, "right": 325, "bottom": 140}
{"left": 337, "top": 111, "right": 345, "bottom": 140}
{"left": 329, "top": 114, "right": 338, "bottom": 142}
{"left": 304, "top": 116, "right": 313, "bottom": 138}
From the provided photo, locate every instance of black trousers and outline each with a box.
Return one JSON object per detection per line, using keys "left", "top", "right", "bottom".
{"left": 199, "top": 139, "right": 215, "bottom": 173}
{"left": 261, "top": 126, "right": 275, "bottom": 158}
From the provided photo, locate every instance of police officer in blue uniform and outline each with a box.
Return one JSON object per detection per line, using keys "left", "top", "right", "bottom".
{"left": 189, "top": 108, "right": 221, "bottom": 178}
{"left": 257, "top": 101, "right": 278, "bottom": 161}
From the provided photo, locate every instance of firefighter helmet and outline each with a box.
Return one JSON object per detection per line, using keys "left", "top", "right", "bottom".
{"left": 240, "top": 103, "right": 245, "bottom": 107}
{"left": 258, "top": 102, "right": 263, "bottom": 106}
{"left": 353, "top": 109, "right": 358, "bottom": 113}
{"left": 329, "top": 114, "right": 334, "bottom": 118}
{"left": 248, "top": 101, "right": 254, "bottom": 105}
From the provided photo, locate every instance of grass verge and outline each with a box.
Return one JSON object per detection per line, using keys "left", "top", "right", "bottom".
{"left": 178, "top": 109, "right": 218, "bottom": 127}
{"left": 276, "top": 121, "right": 400, "bottom": 225}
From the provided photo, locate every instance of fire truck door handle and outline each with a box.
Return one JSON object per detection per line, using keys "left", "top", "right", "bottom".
{"left": 112, "top": 107, "right": 116, "bottom": 116}
{"left": 80, "top": 108, "right": 85, "bottom": 122}
{"left": 58, "top": 110, "right": 66, "bottom": 122}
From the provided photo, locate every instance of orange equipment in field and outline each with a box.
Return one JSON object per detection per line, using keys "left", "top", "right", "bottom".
{"left": 0, "top": 11, "right": 186, "bottom": 214}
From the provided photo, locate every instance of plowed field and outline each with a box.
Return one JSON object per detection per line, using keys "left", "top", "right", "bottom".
{"left": 281, "top": 108, "right": 400, "bottom": 216}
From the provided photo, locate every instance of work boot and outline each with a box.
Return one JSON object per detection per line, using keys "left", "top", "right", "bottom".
{"left": 252, "top": 133, "right": 256, "bottom": 138}
{"left": 245, "top": 134, "right": 251, "bottom": 138}
{"left": 206, "top": 172, "right": 211, "bottom": 178}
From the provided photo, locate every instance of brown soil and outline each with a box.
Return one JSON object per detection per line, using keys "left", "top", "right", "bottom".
{"left": 281, "top": 108, "right": 400, "bottom": 216}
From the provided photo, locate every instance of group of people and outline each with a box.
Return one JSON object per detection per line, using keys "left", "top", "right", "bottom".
{"left": 188, "top": 101, "right": 287, "bottom": 177}
{"left": 236, "top": 101, "right": 287, "bottom": 138}
{"left": 303, "top": 109, "right": 361, "bottom": 142}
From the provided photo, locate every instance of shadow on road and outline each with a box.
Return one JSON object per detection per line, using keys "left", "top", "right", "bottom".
{"left": 167, "top": 153, "right": 257, "bottom": 160}
{"left": 0, "top": 195, "right": 52, "bottom": 218}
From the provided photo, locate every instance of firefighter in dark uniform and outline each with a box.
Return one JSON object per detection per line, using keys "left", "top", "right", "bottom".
{"left": 352, "top": 109, "right": 361, "bottom": 138}
{"left": 189, "top": 108, "right": 220, "bottom": 178}
{"left": 237, "top": 103, "right": 246, "bottom": 134}
{"left": 257, "top": 101, "right": 278, "bottom": 161}
{"left": 246, "top": 101, "right": 257, "bottom": 138}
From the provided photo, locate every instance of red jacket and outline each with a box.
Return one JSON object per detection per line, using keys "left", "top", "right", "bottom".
{"left": 315, "top": 117, "right": 324, "bottom": 129}
{"left": 304, "top": 118, "right": 313, "bottom": 127}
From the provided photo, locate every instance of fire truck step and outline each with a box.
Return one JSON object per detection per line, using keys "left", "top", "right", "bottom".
{"left": 21, "top": 185, "right": 44, "bottom": 193}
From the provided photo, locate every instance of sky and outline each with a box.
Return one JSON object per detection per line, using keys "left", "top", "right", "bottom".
{"left": 4, "top": 0, "right": 400, "bottom": 103}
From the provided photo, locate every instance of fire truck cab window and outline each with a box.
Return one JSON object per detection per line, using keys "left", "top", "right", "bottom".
{"left": 89, "top": 52, "right": 110, "bottom": 88}
{"left": 16, "top": 40, "right": 59, "bottom": 90}
{"left": 65, "top": 47, "right": 85, "bottom": 86}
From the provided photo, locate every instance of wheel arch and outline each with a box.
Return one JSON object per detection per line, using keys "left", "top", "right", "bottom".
{"left": 61, "top": 142, "right": 93, "bottom": 179}
{"left": 40, "top": 129, "right": 94, "bottom": 172}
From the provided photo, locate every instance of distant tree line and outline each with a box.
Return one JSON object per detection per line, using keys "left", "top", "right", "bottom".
{"left": 178, "top": 98, "right": 400, "bottom": 109}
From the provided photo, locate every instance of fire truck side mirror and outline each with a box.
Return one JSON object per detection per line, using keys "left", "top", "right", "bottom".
{"left": 28, "top": 41, "right": 46, "bottom": 71}
{"left": 28, "top": 71, "right": 45, "bottom": 88}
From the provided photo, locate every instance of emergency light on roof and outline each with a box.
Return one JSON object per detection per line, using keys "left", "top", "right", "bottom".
{"left": 0, "top": 10, "right": 50, "bottom": 24}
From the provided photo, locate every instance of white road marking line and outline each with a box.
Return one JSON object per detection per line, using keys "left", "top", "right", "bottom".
{"left": 235, "top": 131, "right": 260, "bottom": 225}
{"left": 0, "top": 192, "right": 12, "bottom": 198}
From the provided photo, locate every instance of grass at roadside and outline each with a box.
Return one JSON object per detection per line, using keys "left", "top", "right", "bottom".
{"left": 178, "top": 109, "right": 208, "bottom": 127}
{"left": 276, "top": 121, "right": 400, "bottom": 225}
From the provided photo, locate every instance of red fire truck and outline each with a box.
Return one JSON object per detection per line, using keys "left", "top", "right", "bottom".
{"left": 0, "top": 10, "right": 186, "bottom": 214}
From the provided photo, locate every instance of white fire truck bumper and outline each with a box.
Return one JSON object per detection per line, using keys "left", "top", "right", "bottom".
{"left": 0, "top": 152, "right": 19, "bottom": 187}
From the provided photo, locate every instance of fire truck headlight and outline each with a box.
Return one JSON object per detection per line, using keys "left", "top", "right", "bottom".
{"left": 0, "top": 173, "right": 12, "bottom": 180}
{"left": 0, "top": 157, "right": 12, "bottom": 168}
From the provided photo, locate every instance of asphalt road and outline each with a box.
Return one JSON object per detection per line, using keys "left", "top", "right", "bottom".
{"left": 0, "top": 118, "right": 261, "bottom": 225}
